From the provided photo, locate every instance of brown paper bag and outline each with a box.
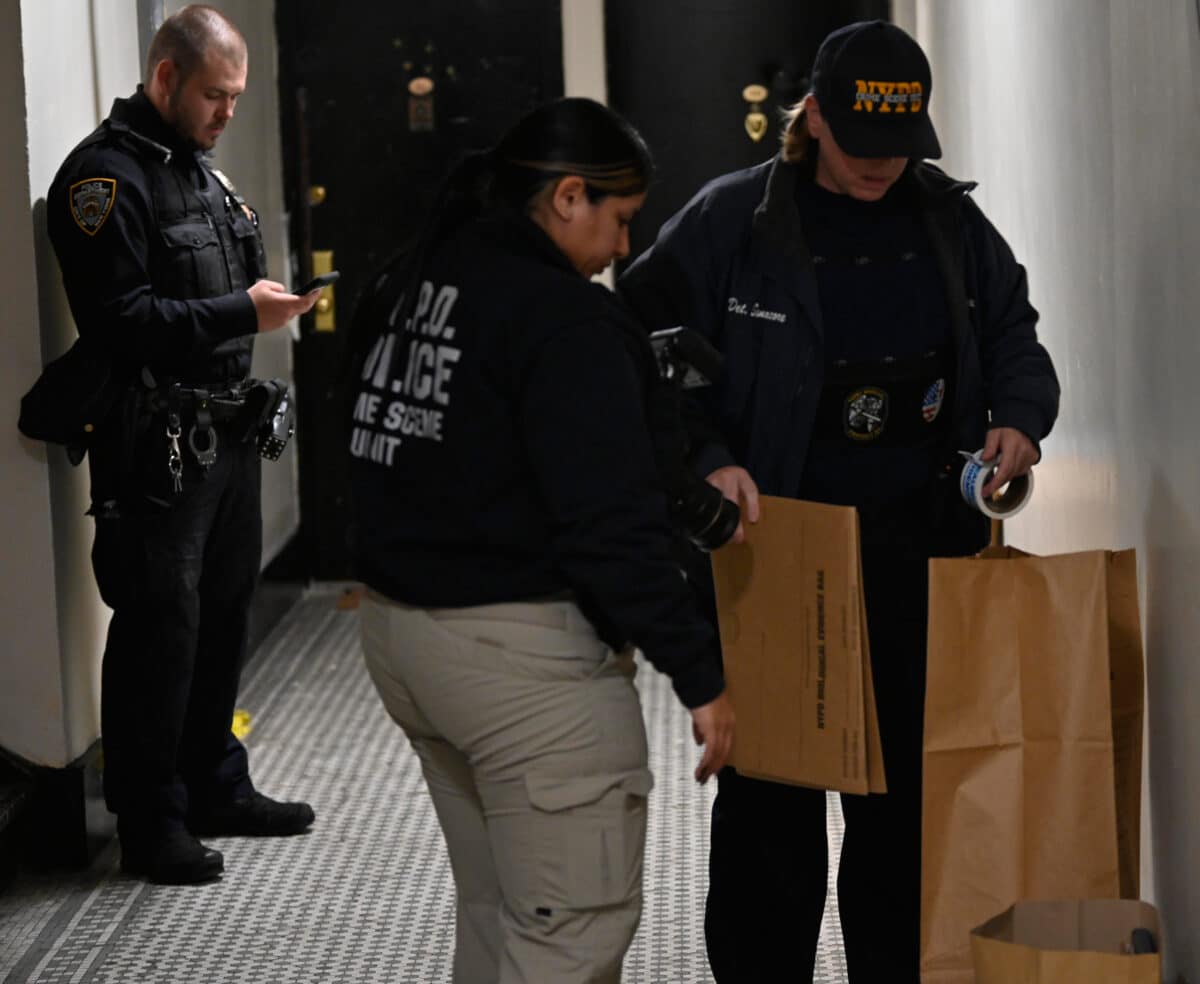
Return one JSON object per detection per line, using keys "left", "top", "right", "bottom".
{"left": 972, "top": 899, "right": 1162, "bottom": 983}
{"left": 711, "top": 495, "right": 886, "bottom": 794}
{"left": 920, "top": 549, "right": 1143, "bottom": 983}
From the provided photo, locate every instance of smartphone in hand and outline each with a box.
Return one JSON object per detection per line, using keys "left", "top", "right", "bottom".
{"left": 297, "top": 270, "right": 340, "bottom": 294}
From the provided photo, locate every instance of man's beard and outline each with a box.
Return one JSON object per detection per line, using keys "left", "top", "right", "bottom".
{"left": 167, "top": 81, "right": 211, "bottom": 149}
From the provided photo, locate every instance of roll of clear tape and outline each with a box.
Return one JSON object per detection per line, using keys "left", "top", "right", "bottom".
{"left": 958, "top": 449, "right": 1034, "bottom": 519}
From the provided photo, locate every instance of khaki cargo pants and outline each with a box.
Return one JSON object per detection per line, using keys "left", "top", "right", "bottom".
{"left": 361, "top": 592, "right": 652, "bottom": 983}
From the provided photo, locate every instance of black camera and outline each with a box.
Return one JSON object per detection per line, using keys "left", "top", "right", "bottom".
{"left": 647, "top": 327, "right": 740, "bottom": 552}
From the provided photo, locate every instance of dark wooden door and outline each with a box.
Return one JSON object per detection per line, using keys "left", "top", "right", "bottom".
{"left": 605, "top": 0, "right": 888, "bottom": 263}
{"left": 275, "top": 2, "right": 563, "bottom": 579}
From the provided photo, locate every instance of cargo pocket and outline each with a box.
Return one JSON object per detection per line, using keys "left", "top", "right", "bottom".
{"left": 524, "top": 770, "right": 653, "bottom": 909}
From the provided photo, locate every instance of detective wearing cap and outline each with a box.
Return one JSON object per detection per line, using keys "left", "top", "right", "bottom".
{"left": 811, "top": 19, "right": 942, "bottom": 160}
{"left": 619, "top": 17, "right": 1059, "bottom": 984}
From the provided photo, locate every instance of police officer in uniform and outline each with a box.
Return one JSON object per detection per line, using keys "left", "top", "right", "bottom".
{"left": 621, "top": 21, "right": 1060, "bottom": 983}
{"left": 47, "top": 5, "right": 319, "bottom": 884}
{"left": 349, "top": 98, "right": 735, "bottom": 983}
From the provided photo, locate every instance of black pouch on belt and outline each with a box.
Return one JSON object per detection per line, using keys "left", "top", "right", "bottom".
{"left": 18, "top": 335, "right": 132, "bottom": 464}
{"left": 812, "top": 347, "right": 954, "bottom": 449}
{"left": 228, "top": 378, "right": 294, "bottom": 459}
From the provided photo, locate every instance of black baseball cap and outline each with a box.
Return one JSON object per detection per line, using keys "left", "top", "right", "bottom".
{"left": 811, "top": 20, "right": 941, "bottom": 160}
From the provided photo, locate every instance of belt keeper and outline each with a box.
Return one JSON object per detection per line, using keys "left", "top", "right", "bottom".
{"left": 193, "top": 388, "right": 212, "bottom": 433}
{"left": 166, "top": 382, "right": 182, "bottom": 420}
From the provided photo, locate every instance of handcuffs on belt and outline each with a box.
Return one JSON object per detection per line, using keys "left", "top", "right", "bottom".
{"left": 157, "top": 377, "right": 294, "bottom": 486}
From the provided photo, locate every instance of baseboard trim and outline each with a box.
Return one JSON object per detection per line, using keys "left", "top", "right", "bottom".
{"left": 0, "top": 741, "right": 112, "bottom": 870}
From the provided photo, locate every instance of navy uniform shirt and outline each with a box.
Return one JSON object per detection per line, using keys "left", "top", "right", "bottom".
{"left": 47, "top": 88, "right": 260, "bottom": 385}
{"left": 795, "top": 173, "right": 953, "bottom": 521}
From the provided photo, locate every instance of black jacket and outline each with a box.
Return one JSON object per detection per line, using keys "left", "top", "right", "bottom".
{"left": 47, "top": 90, "right": 267, "bottom": 508}
{"left": 47, "top": 89, "right": 262, "bottom": 385}
{"left": 348, "top": 214, "right": 724, "bottom": 709}
{"left": 621, "top": 156, "right": 1060, "bottom": 546}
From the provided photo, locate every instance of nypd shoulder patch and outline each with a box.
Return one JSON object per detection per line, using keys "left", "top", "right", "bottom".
{"left": 69, "top": 178, "right": 117, "bottom": 236}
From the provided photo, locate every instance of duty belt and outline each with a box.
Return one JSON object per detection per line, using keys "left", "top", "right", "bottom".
{"left": 812, "top": 347, "right": 953, "bottom": 449}
{"left": 147, "top": 378, "right": 294, "bottom": 491}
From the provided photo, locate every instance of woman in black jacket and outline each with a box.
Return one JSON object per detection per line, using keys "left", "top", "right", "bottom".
{"left": 621, "top": 21, "right": 1059, "bottom": 984}
{"left": 348, "top": 98, "right": 734, "bottom": 984}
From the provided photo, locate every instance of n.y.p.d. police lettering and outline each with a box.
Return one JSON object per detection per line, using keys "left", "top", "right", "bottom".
{"left": 351, "top": 279, "right": 463, "bottom": 466}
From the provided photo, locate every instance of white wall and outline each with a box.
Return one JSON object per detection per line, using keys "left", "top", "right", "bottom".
{"left": 562, "top": 0, "right": 607, "bottom": 101}
{"left": 2, "top": 0, "right": 143, "bottom": 769}
{"left": 1, "top": 3, "right": 73, "bottom": 767}
{"left": 906, "top": 1, "right": 1200, "bottom": 977}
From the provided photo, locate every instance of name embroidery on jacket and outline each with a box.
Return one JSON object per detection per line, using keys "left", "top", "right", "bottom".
{"left": 727, "top": 296, "right": 787, "bottom": 323}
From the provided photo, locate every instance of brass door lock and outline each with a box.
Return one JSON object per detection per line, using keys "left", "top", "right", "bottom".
{"left": 311, "top": 250, "right": 336, "bottom": 332}
{"left": 743, "top": 84, "right": 769, "bottom": 143}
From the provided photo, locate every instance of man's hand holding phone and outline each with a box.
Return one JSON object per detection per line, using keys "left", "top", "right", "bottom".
{"left": 297, "top": 270, "right": 340, "bottom": 294}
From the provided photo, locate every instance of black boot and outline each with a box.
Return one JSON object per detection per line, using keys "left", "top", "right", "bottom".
{"left": 120, "top": 825, "right": 224, "bottom": 885}
{"left": 188, "top": 791, "right": 315, "bottom": 837}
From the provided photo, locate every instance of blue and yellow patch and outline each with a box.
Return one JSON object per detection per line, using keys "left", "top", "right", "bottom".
{"left": 69, "top": 177, "right": 117, "bottom": 236}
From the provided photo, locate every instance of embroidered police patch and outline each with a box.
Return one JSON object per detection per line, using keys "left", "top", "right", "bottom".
{"left": 922, "top": 378, "right": 946, "bottom": 423}
{"left": 845, "top": 387, "right": 888, "bottom": 442}
{"left": 69, "top": 178, "right": 117, "bottom": 236}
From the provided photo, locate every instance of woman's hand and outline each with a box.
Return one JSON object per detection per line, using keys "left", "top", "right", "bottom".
{"left": 980, "top": 427, "right": 1039, "bottom": 498}
{"left": 690, "top": 691, "right": 735, "bottom": 783}
{"left": 706, "top": 466, "right": 761, "bottom": 544}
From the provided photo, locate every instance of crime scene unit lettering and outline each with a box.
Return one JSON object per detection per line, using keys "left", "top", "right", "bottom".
{"left": 350, "top": 279, "right": 462, "bottom": 466}
{"left": 853, "top": 80, "right": 923, "bottom": 114}
{"left": 816, "top": 569, "right": 827, "bottom": 731}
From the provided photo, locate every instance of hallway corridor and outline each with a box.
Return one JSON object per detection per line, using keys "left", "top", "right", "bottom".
{"left": 0, "top": 587, "right": 849, "bottom": 983}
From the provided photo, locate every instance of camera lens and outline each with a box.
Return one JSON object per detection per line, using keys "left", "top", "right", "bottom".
{"left": 672, "top": 475, "right": 741, "bottom": 552}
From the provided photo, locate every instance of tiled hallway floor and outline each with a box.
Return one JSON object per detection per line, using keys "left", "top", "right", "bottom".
{"left": 0, "top": 587, "right": 847, "bottom": 983}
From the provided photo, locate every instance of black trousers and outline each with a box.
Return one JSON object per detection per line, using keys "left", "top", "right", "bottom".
{"left": 91, "top": 438, "right": 261, "bottom": 829}
{"left": 705, "top": 542, "right": 935, "bottom": 983}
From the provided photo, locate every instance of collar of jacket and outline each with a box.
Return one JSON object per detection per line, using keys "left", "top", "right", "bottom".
{"left": 476, "top": 211, "right": 586, "bottom": 280}
{"left": 105, "top": 87, "right": 203, "bottom": 166}
{"left": 751, "top": 154, "right": 977, "bottom": 255}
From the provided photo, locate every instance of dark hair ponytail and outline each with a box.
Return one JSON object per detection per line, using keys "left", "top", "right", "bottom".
{"left": 391, "top": 97, "right": 652, "bottom": 326}
{"left": 492, "top": 97, "right": 654, "bottom": 207}
{"left": 419, "top": 97, "right": 654, "bottom": 256}
{"left": 347, "top": 98, "right": 652, "bottom": 416}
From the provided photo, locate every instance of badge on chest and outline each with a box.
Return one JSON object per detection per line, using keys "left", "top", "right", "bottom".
{"left": 844, "top": 386, "right": 889, "bottom": 441}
